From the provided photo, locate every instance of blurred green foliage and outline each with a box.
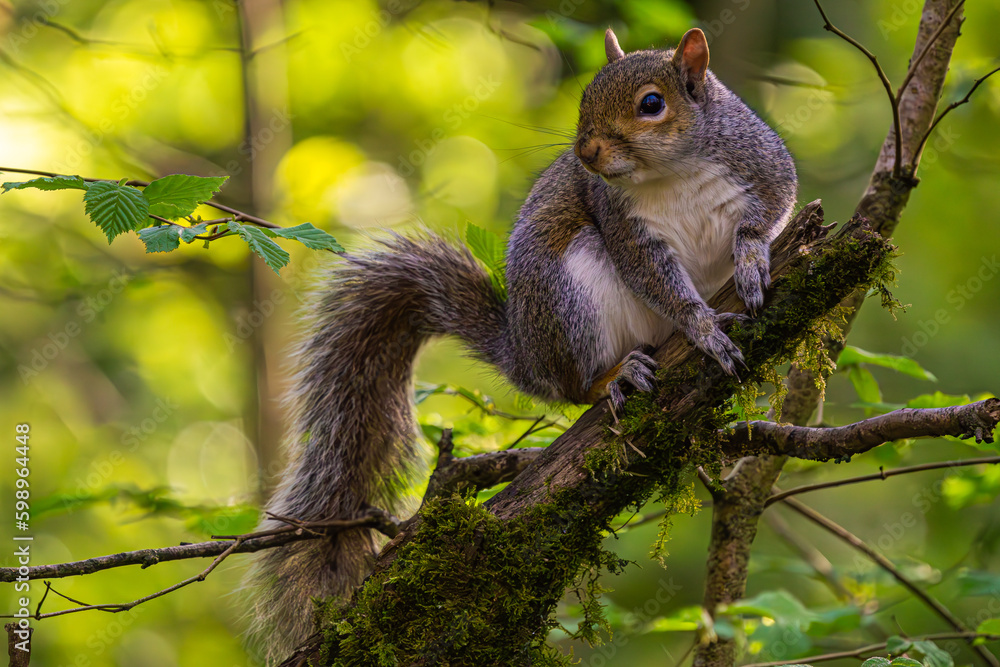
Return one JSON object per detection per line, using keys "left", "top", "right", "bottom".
{"left": 1, "top": 0, "right": 999, "bottom": 665}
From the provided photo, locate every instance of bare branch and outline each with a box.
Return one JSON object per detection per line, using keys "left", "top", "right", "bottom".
{"left": 0, "top": 510, "right": 399, "bottom": 584}
{"left": 767, "top": 455, "right": 1000, "bottom": 507}
{"left": 721, "top": 399, "right": 1000, "bottom": 461}
{"left": 779, "top": 496, "right": 997, "bottom": 667}
{"left": 23, "top": 538, "right": 243, "bottom": 620}
{"left": 422, "top": 428, "right": 544, "bottom": 503}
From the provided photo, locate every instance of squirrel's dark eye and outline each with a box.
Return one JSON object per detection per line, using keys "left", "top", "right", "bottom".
{"left": 638, "top": 93, "right": 664, "bottom": 116}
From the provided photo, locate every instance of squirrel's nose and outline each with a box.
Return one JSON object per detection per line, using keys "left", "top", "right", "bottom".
{"left": 576, "top": 140, "right": 601, "bottom": 165}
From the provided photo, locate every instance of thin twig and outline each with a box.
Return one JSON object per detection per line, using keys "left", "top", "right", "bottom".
{"left": 0, "top": 511, "right": 399, "bottom": 584}
{"left": 24, "top": 540, "right": 242, "bottom": 620}
{"left": 811, "top": 0, "right": 903, "bottom": 178}
{"left": 914, "top": 64, "right": 1000, "bottom": 162}
{"left": 778, "top": 495, "right": 998, "bottom": 667}
{"left": 766, "top": 456, "right": 1000, "bottom": 507}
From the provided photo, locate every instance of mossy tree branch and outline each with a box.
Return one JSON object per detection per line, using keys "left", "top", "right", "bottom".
{"left": 277, "top": 204, "right": 896, "bottom": 665}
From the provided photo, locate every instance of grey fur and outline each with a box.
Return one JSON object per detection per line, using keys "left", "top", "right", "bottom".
{"left": 245, "top": 29, "right": 796, "bottom": 663}
{"left": 245, "top": 235, "right": 505, "bottom": 663}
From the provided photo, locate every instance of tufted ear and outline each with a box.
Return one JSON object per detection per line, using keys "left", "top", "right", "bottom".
{"left": 605, "top": 28, "right": 625, "bottom": 63}
{"left": 672, "top": 28, "right": 709, "bottom": 83}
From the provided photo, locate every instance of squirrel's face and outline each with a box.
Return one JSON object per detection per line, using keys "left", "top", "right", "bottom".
{"left": 574, "top": 29, "right": 710, "bottom": 186}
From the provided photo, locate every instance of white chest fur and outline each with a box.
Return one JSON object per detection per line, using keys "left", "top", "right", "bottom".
{"left": 564, "top": 234, "right": 674, "bottom": 373}
{"left": 623, "top": 162, "right": 749, "bottom": 300}
{"left": 563, "top": 162, "right": 750, "bottom": 375}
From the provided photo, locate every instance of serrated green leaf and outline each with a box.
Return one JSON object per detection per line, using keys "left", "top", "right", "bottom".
{"left": 262, "top": 222, "right": 344, "bottom": 252}
{"left": 2, "top": 175, "right": 88, "bottom": 192}
{"left": 848, "top": 365, "right": 882, "bottom": 405}
{"left": 862, "top": 658, "right": 892, "bottom": 667}
{"left": 228, "top": 220, "right": 290, "bottom": 274}
{"left": 138, "top": 225, "right": 181, "bottom": 253}
{"left": 837, "top": 346, "right": 937, "bottom": 381}
{"left": 911, "top": 640, "right": 953, "bottom": 667}
{"left": 142, "top": 174, "right": 228, "bottom": 219}
{"left": 886, "top": 635, "right": 913, "bottom": 656}
{"left": 180, "top": 222, "right": 212, "bottom": 243}
{"left": 83, "top": 181, "right": 150, "bottom": 241}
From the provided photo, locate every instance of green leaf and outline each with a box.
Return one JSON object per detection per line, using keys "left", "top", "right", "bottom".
{"left": 976, "top": 618, "right": 1000, "bottom": 640}
{"left": 886, "top": 635, "right": 913, "bottom": 656}
{"left": 2, "top": 175, "right": 88, "bottom": 192}
{"left": 722, "top": 590, "right": 819, "bottom": 630}
{"left": 862, "top": 658, "right": 892, "bottom": 667}
{"left": 848, "top": 366, "right": 882, "bottom": 404}
{"left": 83, "top": 181, "right": 150, "bottom": 241}
{"left": 890, "top": 658, "right": 924, "bottom": 667}
{"left": 228, "top": 220, "right": 290, "bottom": 274}
{"left": 906, "top": 391, "right": 974, "bottom": 409}
{"left": 645, "top": 606, "right": 703, "bottom": 633}
{"left": 750, "top": 622, "right": 812, "bottom": 659}
{"left": 466, "top": 222, "right": 505, "bottom": 266}
{"left": 911, "top": 640, "right": 953, "bottom": 667}
{"left": 809, "top": 606, "right": 862, "bottom": 637}
{"left": 959, "top": 570, "right": 1000, "bottom": 597}
{"left": 837, "top": 346, "right": 937, "bottom": 381}
{"left": 466, "top": 222, "right": 507, "bottom": 299}
{"left": 142, "top": 174, "right": 228, "bottom": 219}
{"left": 262, "top": 223, "right": 344, "bottom": 252}
{"left": 180, "top": 222, "right": 212, "bottom": 243}
{"left": 415, "top": 383, "right": 445, "bottom": 405}
{"left": 138, "top": 225, "right": 181, "bottom": 253}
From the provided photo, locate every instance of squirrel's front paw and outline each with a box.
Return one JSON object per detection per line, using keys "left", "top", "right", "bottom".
{"left": 690, "top": 311, "right": 745, "bottom": 376}
{"left": 734, "top": 244, "right": 772, "bottom": 315}
{"left": 607, "top": 348, "right": 659, "bottom": 412}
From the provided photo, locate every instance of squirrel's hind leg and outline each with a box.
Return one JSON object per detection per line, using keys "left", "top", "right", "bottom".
{"left": 584, "top": 345, "right": 659, "bottom": 411}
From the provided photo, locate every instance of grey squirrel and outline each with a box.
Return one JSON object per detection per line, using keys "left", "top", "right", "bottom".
{"left": 246, "top": 27, "right": 797, "bottom": 662}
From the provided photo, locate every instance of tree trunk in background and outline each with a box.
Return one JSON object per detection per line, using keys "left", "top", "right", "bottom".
{"left": 237, "top": 0, "right": 293, "bottom": 498}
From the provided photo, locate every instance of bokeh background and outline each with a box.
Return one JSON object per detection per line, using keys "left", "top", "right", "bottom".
{"left": 1, "top": 0, "right": 999, "bottom": 665}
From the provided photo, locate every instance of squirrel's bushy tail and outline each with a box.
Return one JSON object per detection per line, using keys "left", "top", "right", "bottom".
{"left": 244, "top": 234, "right": 506, "bottom": 663}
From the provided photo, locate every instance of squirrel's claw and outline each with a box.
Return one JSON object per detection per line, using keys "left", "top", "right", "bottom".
{"left": 697, "top": 318, "right": 745, "bottom": 378}
{"left": 606, "top": 348, "right": 659, "bottom": 412}
{"left": 734, "top": 246, "right": 772, "bottom": 315}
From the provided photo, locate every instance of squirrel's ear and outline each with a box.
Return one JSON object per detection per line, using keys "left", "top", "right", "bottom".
{"left": 672, "top": 28, "right": 709, "bottom": 83}
{"left": 605, "top": 28, "right": 625, "bottom": 63}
